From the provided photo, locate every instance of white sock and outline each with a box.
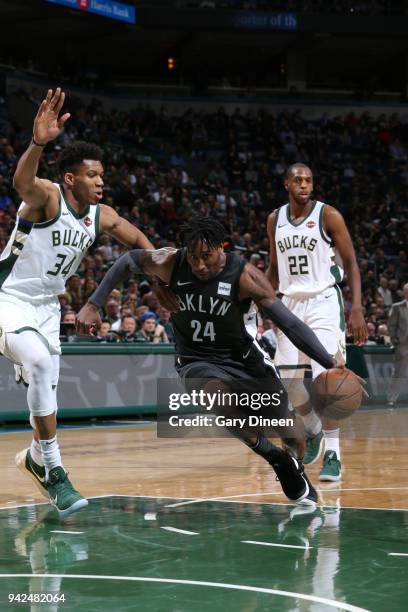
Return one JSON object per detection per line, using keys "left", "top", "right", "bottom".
{"left": 300, "top": 410, "right": 322, "bottom": 437}
{"left": 323, "top": 429, "right": 340, "bottom": 459}
{"left": 39, "top": 436, "right": 63, "bottom": 479}
{"left": 30, "top": 439, "right": 43, "bottom": 466}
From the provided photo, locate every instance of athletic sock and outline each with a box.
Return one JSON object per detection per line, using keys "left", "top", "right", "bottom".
{"left": 299, "top": 410, "right": 322, "bottom": 437}
{"left": 39, "top": 436, "right": 63, "bottom": 479}
{"left": 323, "top": 429, "right": 341, "bottom": 459}
{"left": 30, "top": 439, "right": 44, "bottom": 466}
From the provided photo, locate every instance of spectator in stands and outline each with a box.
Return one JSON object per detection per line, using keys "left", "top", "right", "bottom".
{"left": 119, "top": 315, "right": 138, "bottom": 342}
{"left": 62, "top": 311, "right": 76, "bottom": 325}
{"left": 389, "top": 279, "right": 401, "bottom": 303}
{"left": 111, "top": 305, "right": 135, "bottom": 332}
{"left": 376, "top": 323, "right": 391, "bottom": 345}
{"left": 97, "top": 319, "right": 115, "bottom": 342}
{"left": 157, "top": 306, "right": 175, "bottom": 342}
{"left": 135, "top": 312, "right": 169, "bottom": 343}
{"left": 387, "top": 283, "right": 408, "bottom": 406}
{"left": 377, "top": 277, "right": 393, "bottom": 310}
{"left": 61, "top": 310, "right": 77, "bottom": 342}
{"left": 66, "top": 275, "right": 84, "bottom": 313}
{"left": 105, "top": 299, "right": 121, "bottom": 326}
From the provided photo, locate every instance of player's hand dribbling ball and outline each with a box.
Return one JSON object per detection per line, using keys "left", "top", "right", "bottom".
{"left": 311, "top": 368, "right": 365, "bottom": 420}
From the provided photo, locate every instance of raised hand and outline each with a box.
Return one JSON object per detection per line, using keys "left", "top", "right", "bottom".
{"left": 33, "top": 88, "right": 71, "bottom": 145}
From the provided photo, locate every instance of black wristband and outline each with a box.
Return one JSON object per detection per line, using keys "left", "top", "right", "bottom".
{"left": 32, "top": 136, "right": 47, "bottom": 147}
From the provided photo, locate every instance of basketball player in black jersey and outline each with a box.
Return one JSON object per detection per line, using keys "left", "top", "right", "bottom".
{"left": 77, "top": 217, "right": 345, "bottom": 506}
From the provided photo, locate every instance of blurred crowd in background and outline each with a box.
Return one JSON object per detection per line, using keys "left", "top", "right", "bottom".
{"left": 1, "top": 89, "right": 407, "bottom": 345}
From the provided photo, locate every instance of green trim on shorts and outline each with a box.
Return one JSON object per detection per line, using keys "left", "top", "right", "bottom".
{"left": 14, "top": 326, "right": 38, "bottom": 334}
{"left": 334, "top": 284, "right": 346, "bottom": 332}
{"left": 278, "top": 364, "right": 312, "bottom": 370}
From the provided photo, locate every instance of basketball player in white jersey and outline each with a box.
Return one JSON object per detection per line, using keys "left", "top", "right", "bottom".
{"left": 0, "top": 88, "right": 168, "bottom": 518}
{"left": 267, "top": 163, "right": 367, "bottom": 481}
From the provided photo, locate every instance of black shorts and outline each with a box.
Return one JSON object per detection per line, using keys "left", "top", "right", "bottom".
{"left": 175, "top": 346, "right": 287, "bottom": 405}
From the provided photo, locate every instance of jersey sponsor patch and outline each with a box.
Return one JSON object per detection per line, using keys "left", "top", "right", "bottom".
{"left": 84, "top": 216, "right": 92, "bottom": 227}
{"left": 306, "top": 220, "right": 316, "bottom": 228}
{"left": 217, "top": 281, "right": 231, "bottom": 296}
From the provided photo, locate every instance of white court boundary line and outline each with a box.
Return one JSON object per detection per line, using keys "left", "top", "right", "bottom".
{"left": 242, "top": 540, "right": 311, "bottom": 550}
{"left": 0, "top": 574, "right": 369, "bottom": 611}
{"left": 1, "top": 494, "right": 408, "bottom": 513}
{"left": 161, "top": 526, "right": 199, "bottom": 536}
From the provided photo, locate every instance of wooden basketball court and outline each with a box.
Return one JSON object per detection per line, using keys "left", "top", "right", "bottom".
{"left": 1, "top": 408, "right": 408, "bottom": 610}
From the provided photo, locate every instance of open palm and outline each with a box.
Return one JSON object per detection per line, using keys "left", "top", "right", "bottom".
{"left": 33, "top": 88, "right": 71, "bottom": 145}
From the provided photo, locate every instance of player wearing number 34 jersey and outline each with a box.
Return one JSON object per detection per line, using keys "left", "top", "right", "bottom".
{"left": 267, "top": 164, "right": 367, "bottom": 482}
{"left": 0, "top": 87, "right": 157, "bottom": 519}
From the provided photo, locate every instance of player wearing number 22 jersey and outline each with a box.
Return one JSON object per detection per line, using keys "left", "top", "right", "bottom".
{"left": 267, "top": 163, "right": 367, "bottom": 482}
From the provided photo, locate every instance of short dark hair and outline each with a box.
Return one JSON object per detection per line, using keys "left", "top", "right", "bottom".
{"left": 59, "top": 141, "right": 103, "bottom": 174}
{"left": 285, "top": 163, "right": 312, "bottom": 180}
{"left": 181, "top": 216, "right": 226, "bottom": 250}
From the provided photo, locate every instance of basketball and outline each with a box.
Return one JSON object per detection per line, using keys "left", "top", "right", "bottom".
{"left": 311, "top": 368, "right": 363, "bottom": 420}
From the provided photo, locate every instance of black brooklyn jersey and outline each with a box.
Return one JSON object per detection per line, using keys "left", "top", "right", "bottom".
{"left": 169, "top": 249, "right": 261, "bottom": 361}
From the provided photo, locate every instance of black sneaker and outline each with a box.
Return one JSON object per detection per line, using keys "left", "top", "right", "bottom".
{"left": 268, "top": 450, "right": 318, "bottom": 506}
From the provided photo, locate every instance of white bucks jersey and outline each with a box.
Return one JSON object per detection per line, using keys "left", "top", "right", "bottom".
{"left": 275, "top": 200, "right": 342, "bottom": 297}
{"left": 0, "top": 184, "right": 100, "bottom": 302}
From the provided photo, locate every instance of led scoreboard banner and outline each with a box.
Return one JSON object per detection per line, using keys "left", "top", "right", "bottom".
{"left": 46, "top": 0, "right": 136, "bottom": 25}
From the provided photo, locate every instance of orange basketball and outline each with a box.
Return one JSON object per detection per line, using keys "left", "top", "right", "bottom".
{"left": 311, "top": 368, "right": 363, "bottom": 420}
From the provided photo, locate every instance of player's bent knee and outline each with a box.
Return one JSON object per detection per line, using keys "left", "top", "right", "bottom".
{"left": 29, "top": 403, "right": 56, "bottom": 418}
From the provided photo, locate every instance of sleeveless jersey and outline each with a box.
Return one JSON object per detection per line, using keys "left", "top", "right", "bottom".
{"left": 169, "top": 249, "right": 271, "bottom": 364}
{"left": 274, "top": 200, "right": 342, "bottom": 298}
{"left": 0, "top": 184, "right": 100, "bottom": 303}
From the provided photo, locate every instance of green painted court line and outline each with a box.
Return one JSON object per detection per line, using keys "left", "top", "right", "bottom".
{"left": 0, "top": 574, "right": 370, "bottom": 612}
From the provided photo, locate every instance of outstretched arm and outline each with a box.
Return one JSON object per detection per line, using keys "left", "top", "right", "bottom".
{"left": 13, "top": 88, "right": 70, "bottom": 211}
{"left": 99, "top": 205, "right": 154, "bottom": 249}
{"left": 239, "top": 263, "right": 338, "bottom": 370}
{"left": 76, "top": 248, "right": 177, "bottom": 334}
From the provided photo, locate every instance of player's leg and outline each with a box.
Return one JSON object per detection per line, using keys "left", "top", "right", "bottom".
{"left": 7, "top": 331, "right": 87, "bottom": 516}
{"left": 308, "top": 288, "right": 346, "bottom": 481}
{"left": 274, "top": 312, "right": 324, "bottom": 464}
{"left": 185, "top": 360, "right": 317, "bottom": 506}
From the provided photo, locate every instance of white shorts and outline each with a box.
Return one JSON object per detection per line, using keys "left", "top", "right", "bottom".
{"left": 0, "top": 292, "right": 61, "bottom": 358}
{"left": 274, "top": 286, "right": 346, "bottom": 380}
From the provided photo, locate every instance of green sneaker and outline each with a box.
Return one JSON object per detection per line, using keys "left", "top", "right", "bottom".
{"left": 319, "top": 451, "right": 342, "bottom": 482}
{"left": 15, "top": 448, "right": 48, "bottom": 499}
{"left": 46, "top": 467, "right": 88, "bottom": 519}
{"left": 303, "top": 430, "right": 324, "bottom": 465}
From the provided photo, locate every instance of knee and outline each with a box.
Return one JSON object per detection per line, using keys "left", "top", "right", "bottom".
{"left": 26, "top": 354, "right": 53, "bottom": 384}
